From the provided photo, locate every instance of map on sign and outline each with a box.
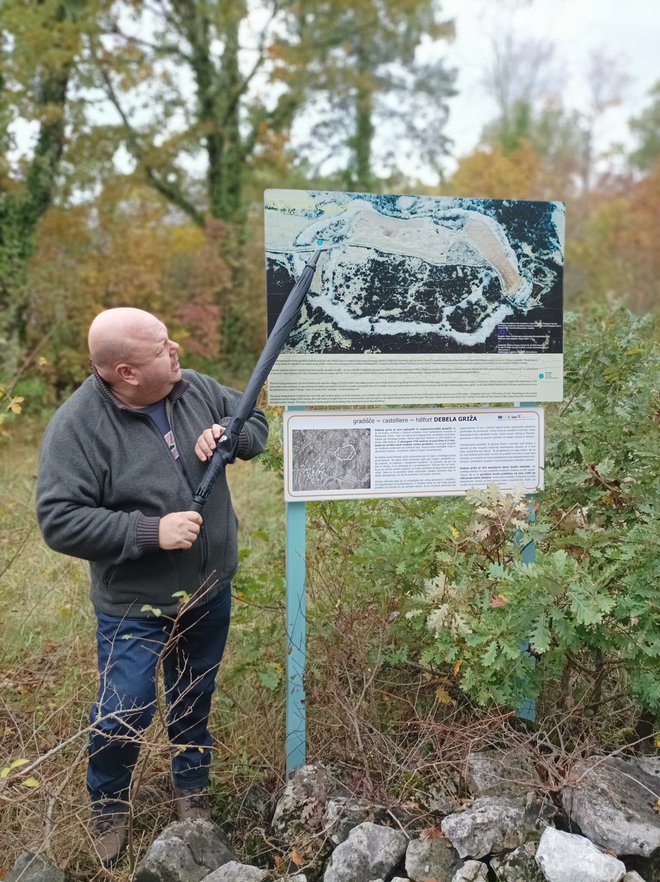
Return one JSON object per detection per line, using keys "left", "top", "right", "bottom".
{"left": 265, "top": 189, "right": 564, "bottom": 405}
{"left": 265, "top": 190, "right": 564, "bottom": 354}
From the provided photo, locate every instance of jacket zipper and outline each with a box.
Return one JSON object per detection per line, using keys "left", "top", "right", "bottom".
{"left": 166, "top": 402, "right": 210, "bottom": 584}
{"left": 128, "top": 408, "right": 210, "bottom": 587}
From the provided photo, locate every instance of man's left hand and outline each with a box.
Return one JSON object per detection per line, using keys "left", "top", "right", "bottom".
{"left": 195, "top": 424, "right": 226, "bottom": 461}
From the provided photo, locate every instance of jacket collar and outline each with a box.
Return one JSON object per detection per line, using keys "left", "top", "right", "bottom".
{"left": 92, "top": 366, "right": 190, "bottom": 410}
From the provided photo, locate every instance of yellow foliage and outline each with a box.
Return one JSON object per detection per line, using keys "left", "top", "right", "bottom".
{"left": 574, "top": 161, "right": 660, "bottom": 311}
{"left": 434, "top": 685, "right": 453, "bottom": 705}
{"left": 446, "top": 143, "right": 544, "bottom": 201}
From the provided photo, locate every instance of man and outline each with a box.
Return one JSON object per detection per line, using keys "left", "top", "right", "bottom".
{"left": 36, "top": 307, "right": 269, "bottom": 865}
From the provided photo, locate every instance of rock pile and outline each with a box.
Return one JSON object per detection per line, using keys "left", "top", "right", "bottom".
{"left": 7, "top": 752, "right": 660, "bottom": 882}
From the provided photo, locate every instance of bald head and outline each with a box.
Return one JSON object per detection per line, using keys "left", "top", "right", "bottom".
{"left": 88, "top": 308, "right": 163, "bottom": 373}
{"left": 88, "top": 308, "right": 182, "bottom": 406}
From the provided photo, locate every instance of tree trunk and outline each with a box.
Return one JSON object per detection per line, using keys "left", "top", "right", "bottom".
{"left": 349, "top": 41, "right": 374, "bottom": 192}
{"left": 0, "top": 2, "right": 75, "bottom": 365}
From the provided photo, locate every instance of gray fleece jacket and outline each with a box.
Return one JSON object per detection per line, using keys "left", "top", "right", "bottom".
{"left": 36, "top": 369, "right": 268, "bottom": 616}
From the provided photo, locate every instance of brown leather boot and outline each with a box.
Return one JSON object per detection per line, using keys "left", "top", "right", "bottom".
{"left": 90, "top": 810, "right": 128, "bottom": 867}
{"left": 173, "top": 786, "right": 211, "bottom": 821}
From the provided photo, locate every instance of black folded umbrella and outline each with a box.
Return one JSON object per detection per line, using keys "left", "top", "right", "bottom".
{"left": 191, "top": 247, "right": 322, "bottom": 513}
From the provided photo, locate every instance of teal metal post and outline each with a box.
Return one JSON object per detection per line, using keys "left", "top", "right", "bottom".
{"left": 517, "top": 401, "right": 538, "bottom": 722}
{"left": 517, "top": 499, "right": 537, "bottom": 721}
{"left": 285, "top": 407, "right": 307, "bottom": 775}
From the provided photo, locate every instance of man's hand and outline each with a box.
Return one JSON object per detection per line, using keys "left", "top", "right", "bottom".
{"left": 195, "top": 423, "right": 226, "bottom": 462}
{"left": 159, "top": 511, "right": 203, "bottom": 550}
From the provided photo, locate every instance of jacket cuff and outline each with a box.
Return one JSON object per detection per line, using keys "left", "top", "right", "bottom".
{"left": 236, "top": 429, "right": 250, "bottom": 459}
{"left": 219, "top": 417, "right": 250, "bottom": 459}
{"left": 136, "top": 515, "right": 161, "bottom": 555}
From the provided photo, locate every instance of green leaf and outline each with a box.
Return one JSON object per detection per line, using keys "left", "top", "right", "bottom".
{"left": 258, "top": 664, "right": 283, "bottom": 691}
{"left": 9, "top": 758, "right": 29, "bottom": 770}
{"left": 384, "top": 646, "right": 409, "bottom": 665}
{"left": 22, "top": 777, "right": 40, "bottom": 789}
{"left": 141, "top": 604, "right": 162, "bottom": 617}
{"left": 568, "top": 584, "right": 614, "bottom": 626}
{"left": 530, "top": 614, "right": 551, "bottom": 654}
{"left": 482, "top": 641, "right": 500, "bottom": 667}
{"left": 1, "top": 758, "right": 30, "bottom": 779}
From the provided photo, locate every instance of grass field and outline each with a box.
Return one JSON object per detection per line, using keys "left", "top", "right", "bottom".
{"left": 0, "top": 417, "right": 486, "bottom": 876}
{"left": 0, "top": 418, "right": 290, "bottom": 875}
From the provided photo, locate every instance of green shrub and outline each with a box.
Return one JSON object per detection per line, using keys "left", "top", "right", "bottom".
{"left": 393, "top": 306, "right": 659, "bottom": 717}
{"left": 299, "top": 306, "right": 659, "bottom": 726}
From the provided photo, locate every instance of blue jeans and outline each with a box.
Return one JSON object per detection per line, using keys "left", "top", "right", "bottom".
{"left": 87, "top": 584, "right": 231, "bottom": 810}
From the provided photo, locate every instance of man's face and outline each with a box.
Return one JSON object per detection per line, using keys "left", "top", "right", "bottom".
{"left": 127, "top": 320, "right": 182, "bottom": 403}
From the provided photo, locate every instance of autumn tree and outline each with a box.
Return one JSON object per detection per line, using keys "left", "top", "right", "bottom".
{"left": 480, "top": 24, "right": 560, "bottom": 157}
{"left": 88, "top": 0, "right": 310, "bottom": 226}
{"left": 2, "top": 0, "right": 305, "bottom": 378}
{"left": 25, "top": 179, "right": 228, "bottom": 395}
{"left": 0, "top": 0, "right": 100, "bottom": 367}
{"left": 477, "top": 9, "right": 628, "bottom": 204}
{"left": 289, "top": 0, "right": 456, "bottom": 190}
{"left": 569, "top": 163, "right": 660, "bottom": 313}
{"left": 446, "top": 142, "right": 544, "bottom": 201}
{"left": 629, "top": 80, "right": 660, "bottom": 173}
{"left": 2, "top": 0, "right": 458, "bottom": 376}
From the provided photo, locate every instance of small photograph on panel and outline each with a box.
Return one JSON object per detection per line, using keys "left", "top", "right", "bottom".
{"left": 291, "top": 428, "right": 371, "bottom": 492}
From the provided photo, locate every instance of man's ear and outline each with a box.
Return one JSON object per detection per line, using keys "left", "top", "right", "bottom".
{"left": 115, "top": 363, "right": 138, "bottom": 385}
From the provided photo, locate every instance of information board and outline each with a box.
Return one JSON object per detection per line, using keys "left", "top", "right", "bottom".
{"left": 266, "top": 189, "right": 564, "bottom": 406}
{"left": 284, "top": 407, "right": 544, "bottom": 502}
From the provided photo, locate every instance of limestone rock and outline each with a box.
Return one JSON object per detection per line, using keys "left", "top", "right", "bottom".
{"left": 562, "top": 757, "right": 660, "bottom": 857}
{"left": 451, "top": 860, "right": 488, "bottom": 881}
{"left": 490, "top": 842, "right": 545, "bottom": 882}
{"left": 405, "top": 836, "right": 462, "bottom": 881}
{"left": 135, "top": 819, "right": 235, "bottom": 882}
{"left": 466, "top": 749, "right": 542, "bottom": 797}
{"left": 7, "top": 853, "right": 64, "bottom": 882}
{"left": 637, "top": 757, "right": 660, "bottom": 779}
{"left": 420, "top": 789, "right": 463, "bottom": 817}
{"left": 322, "top": 796, "right": 386, "bottom": 844}
{"left": 323, "top": 822, "right": 408, "bottom": 882}
{"left": 535, "top": 827, "right": 626, "bottom": 882}
{"left": 388, "top": 803, "right": 445, "bottom": 837}
{"left": 272, "top": 764, "right": 346, "bottom": 836}
{"left": 203, "top": 862, "right": 268, "bottom": 882}
{"left": 441, "top": 794, "right": 553, "bottom": 859}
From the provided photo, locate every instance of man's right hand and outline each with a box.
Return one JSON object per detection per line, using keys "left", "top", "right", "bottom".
{"left": 159, "top": 511, "right": 203, "bottom": 550}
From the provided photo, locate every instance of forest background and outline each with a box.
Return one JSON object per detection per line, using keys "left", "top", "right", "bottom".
{"left": 0, "top": 0, "right": 658, "bottom": 875}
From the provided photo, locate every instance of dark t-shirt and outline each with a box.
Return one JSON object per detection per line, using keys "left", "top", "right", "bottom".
{"left": 139, "top": 399, "right": 182, "bottom": 466}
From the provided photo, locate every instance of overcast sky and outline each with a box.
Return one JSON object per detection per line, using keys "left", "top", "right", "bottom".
{"left": 437, "top": 0, "right": 660, "bottom": 167}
